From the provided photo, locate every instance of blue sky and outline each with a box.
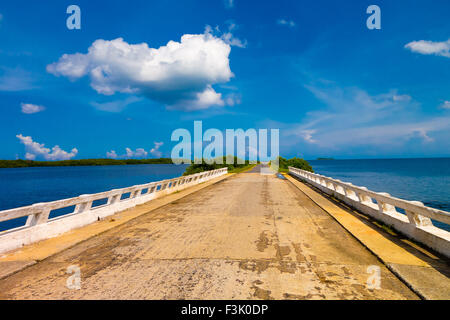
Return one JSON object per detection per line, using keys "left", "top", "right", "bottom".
{"left": 0, "top": 0, "right": 449, "bottom": 160}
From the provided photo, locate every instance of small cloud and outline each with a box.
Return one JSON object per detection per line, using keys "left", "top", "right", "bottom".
{"left": 277, "top": 19, "right": 296, "bottom": 28}
{"left": 206, "top": 23, "right": 247, "bottom": 48}
{"left": 224, "top": 0, "right": 234, "bottom": 9}
{"left": 300, "top": 130, "right": 317, "bottom": 144}
{"left": 21, "top": 103, "right": 45, "bottom": 114}
{"left": 126, "top": 148, "right": 148, "bottom": 158}
{"left": 224, "top": 92, "right": 242, "bottom": 106}
{"left": 106, "top": 150, "right": 118, "bottom": 159}
{"left": 405, "top": 39, "right": 450, "bottom": 58}
{"left": 106, "top": 147, "right": 149, "bottom": 159}
{"left": 16, "top": 134, "right": 78, "bottom": 160}
{"left": 150, "top": 142, "right": 164, "bottom": 157}
{"left": 411, "top": 129, "right": 434, "bottom": 143}
{"left": 440, "top": 101, "right": 450, "bottom": 109}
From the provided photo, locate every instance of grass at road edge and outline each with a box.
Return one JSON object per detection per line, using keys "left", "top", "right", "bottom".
{"left": 229, "top": 164, "right": 256, "bottom": 173}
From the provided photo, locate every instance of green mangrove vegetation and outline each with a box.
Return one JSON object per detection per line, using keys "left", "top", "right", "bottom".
{"left": 0, "top": 158, "right": 177, "bottom": 168}
{"left": 183, "top": 156, "right": 255, "bottom": 175}
{"left": 272, "top": 156, "right": 314, "bottom": 173}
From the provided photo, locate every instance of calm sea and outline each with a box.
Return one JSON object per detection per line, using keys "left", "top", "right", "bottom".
{"left": 308, "top": 158, "right": 450, "bottom": 212}
{"left": 0, "top": 164, "right": 188, "bottom": 231}
{"left": 308, "top": 158, "right": 450, "bottom": 230}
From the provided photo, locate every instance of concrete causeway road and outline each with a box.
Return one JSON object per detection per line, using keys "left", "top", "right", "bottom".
{"left": 0, "top": 165, "right": 434, "bottom": 299}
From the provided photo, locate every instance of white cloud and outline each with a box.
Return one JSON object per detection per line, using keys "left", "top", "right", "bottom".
{"left": 440, "top": 101, "right": 450, "bottom": 109}
{"left": 167, "top": 85, "right": 225, "bottom": 111}
{"left": 106, "top": 147, "right": 149, "bottom": 159}
{"left": 405, "top": 39, "right": 450, "bottom": 58}
{"left": 150, "top": 142, "right": 164, "bottom": 157}
{"left": 16, "top": 134, "right": 78, "bottom": 160}
{"left": 47, "top": 31, "right": 236, "bottom": 111}
{"left": 277, "top": 19, "right": 296, "bottom": 28}
{"left": 21, "top": 103, "right": 45, "bottom": 114}
{"left": 106, "top": 150, "right": 118, "bottom": 159}
{"left": 25, "top": 152, "right": 35, "bottom": 160}
{"left": 224, "top": 92, "right": 241, "bottom": 106}
{"left": 126, "top": 148, "right": 148, "bottom": 158}
{"left": 299, "top": 130, "right": 317, "bottom": 144}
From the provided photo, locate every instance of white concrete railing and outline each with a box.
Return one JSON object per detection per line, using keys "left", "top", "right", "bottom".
{"left": 0, "top": 168, "right": 228, "bottom": 254}
{"left": 289, "top": 167, "right": 450, "bottom": 258}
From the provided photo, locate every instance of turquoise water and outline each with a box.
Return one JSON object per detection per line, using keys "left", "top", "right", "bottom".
{"left": 308, "top": 158, "right": 450, "bottom": 230}
{"left": 0, "top": 164, "right": 188, "bottom": 231}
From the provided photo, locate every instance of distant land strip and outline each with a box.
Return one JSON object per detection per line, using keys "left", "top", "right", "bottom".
{"left": 0, "top": 158, "right": 182, "bottom": 168}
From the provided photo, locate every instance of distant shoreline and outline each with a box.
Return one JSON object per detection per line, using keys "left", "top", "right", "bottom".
{"left": 1, "top": 157, "right": 449, "bottom": 169}
{"left": 0, "top": 158, "right": 180, "bottom": 168}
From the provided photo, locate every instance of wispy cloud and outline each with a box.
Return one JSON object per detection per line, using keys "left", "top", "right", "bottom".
{"left": 0, "top": 67, "right": 35, "bottom": 91}
{"left": 16, "top": 134, "right": 78, "bottom": 160}
{"left": 150, "top": 142, "right": 164, "bottom": 157}
{"left": 21, "top": 103, "right": 45, "bottom": 114}
{"left": 277, "top": 19, "right": 296, "bottom": 28}
{"left": 280, "top": 83, "right": 450, "bottom": 155}
{"left": 405, "top": 39, "right": 450, "bottom": 58}
{"left": 440, "top": 101, "right": 450, "bottom": 109}
{"left": 205, "top": 23, "right": 247, "bottom": 48}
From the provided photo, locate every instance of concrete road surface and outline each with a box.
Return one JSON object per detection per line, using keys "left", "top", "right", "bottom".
{"left": 0, "top": 167, "right": 418, "bottom": 299}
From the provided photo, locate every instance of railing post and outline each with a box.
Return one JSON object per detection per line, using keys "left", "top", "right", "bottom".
{"left": 131, "top": 188, "right": 141, "bottom": 198}
{"left": 344, "top": 184, "right": 359, "bottom": 201}
{"left": 405, "top": 201, "right": 433, "bottom": 227}
{"left": 74, "top": 195, "right": 93, "bottom": 213}
{"left": 26, "top": 204, "right": 51, "bottom": 226}
{"left": 377, "top": 193, "right": 396, "bottom": 214}
{"left": 356, "top": 187, "right": 372, "bottom": 205}
{"left": 335, "top": 182, "right": 345, "bottom": 195}
{"left": 108, "top": 192, "right": 121, "bottom": 205}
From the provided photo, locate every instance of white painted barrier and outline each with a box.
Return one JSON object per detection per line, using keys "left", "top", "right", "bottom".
{"left": 289, "top": 167, "right": 450, "bottom": 258}
{"left": 0, "top": 168, "right": 228, "bottom": 254}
